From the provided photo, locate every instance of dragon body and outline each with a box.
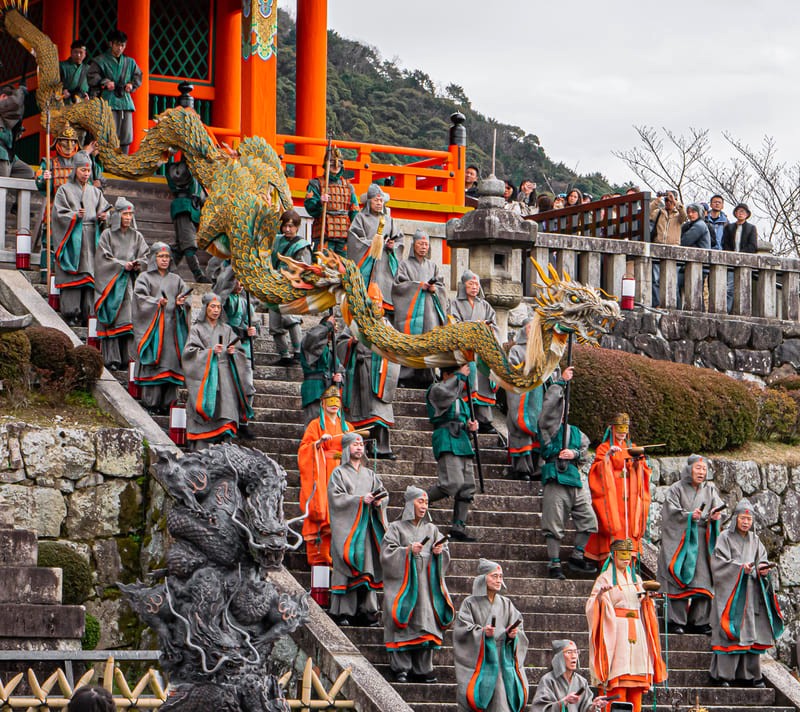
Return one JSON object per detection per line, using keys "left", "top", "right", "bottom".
{"left": 3, "top": 5, "right": 620, "bottom": 391}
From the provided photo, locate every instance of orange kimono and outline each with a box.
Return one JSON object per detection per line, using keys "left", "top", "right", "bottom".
{"left": 297, "top": 411, "right": 349, "bottom": 566}
{"left": 585, "top": 440, "right": 652, "bottom": 562}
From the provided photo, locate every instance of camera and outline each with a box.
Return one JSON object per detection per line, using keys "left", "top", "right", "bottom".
{"left": 114, "top": 84, "right": 127, "bottom": 98}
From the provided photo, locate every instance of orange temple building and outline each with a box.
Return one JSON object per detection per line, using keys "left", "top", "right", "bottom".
{"left": 0, "top": 0, "right": 466, "bottom": 227}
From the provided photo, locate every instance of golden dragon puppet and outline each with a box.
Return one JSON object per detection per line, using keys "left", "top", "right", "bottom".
{"left": 2, "top": 4, "right": 620, "bottom": 392}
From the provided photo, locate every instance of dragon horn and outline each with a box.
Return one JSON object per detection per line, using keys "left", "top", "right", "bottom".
{"left": 530, "top": 258, "right": 572, "bottom": 287}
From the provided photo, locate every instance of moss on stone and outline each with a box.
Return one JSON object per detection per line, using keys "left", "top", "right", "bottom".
{"left": 116, "top": 536, "right": 142, "bottom": 583}
{"left": 81, "top": 612, "right": 100, "bottom": 650}
{"left": 38, "top": 542, "right": 93, "bottom": 605}
{"left": 117, "top": 481, "right": 144, "bottom": 534}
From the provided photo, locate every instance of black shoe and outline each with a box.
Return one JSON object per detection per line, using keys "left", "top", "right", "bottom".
{"left": 566, "top": 556, "right": 597, "bottom": 574}
{"left": 449, "top": 529, "right": 477, "bottom": 542}
{"left": 108, "top": 361, "right": 121, "bottom": 371}
{"left": 666, "top": 623, "right": 685, "bottom": 635}
{"left": 477, "top": 421, "right": 497, "bottom": 434}
{"left": 752, "top": 678, "right": 766, "bottom": 688}
{"left": 238, "top": 424, "right": 255, "bottom": 440}
{"left": 548, "top": 565, "right": 566, "bottom": 580}
{"left": 692, "top": 623, "right": 712, "bottom": 636}
{"left": 335, "top": 616, "right": 352, "bottom": 626}
{"left": 376, "top": 451, "right": 398, "bottom": 460}
{"left": 361, "top": 611, "right": 381, "bottom": 627}
{"left": 276, "top": 355, "right": 295, "bottom": 366}
{"left": 193, "top": 272, "right": 213, "bottom": 284}
{"left": 410, "top": 672, "right": 438, "bottom": 684}
{"left": 709, "top": 676, "right": 730, "bottom": 687}
{"left": 394, "top": 671, "right": 408, "bottom": 683}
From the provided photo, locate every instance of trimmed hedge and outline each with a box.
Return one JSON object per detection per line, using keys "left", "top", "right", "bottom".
{"left": 25, "top": 326, "right": 73, "bottom": 377}
{"left": 69, "top": 345, "right": 104, "bottom": 391}
{"left": 0, "top": 330, "right": 30, "bottom": 397}
{"left": 38, "top": 542, "right": 93, "bottom": 605}
{"left": 570, "top": 345, "right": 756, "bottom": 453}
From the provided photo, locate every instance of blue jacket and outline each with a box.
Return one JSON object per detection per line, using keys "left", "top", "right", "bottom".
{"left": 681, "top": 218, "right": 711, "bottom": 249}
{"left": 705, "top": 211, "right": 728, "bottom": 250}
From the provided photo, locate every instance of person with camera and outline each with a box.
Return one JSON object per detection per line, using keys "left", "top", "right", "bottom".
{"left": 347, "top": 183, "right": 404, "bottom": 321}
{"left": 87, "top": 29, "right": 142, "bottom": 153}
{"left": 649, "top": 190, "right": 687, "bottom": 305}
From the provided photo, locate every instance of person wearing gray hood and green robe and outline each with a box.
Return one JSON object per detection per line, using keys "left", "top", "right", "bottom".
{"left": 381, "top": 486, "right": 453, "bottom": 683}
{"left": 449, "top": 270, "right": 499, "bottom": 433}
{"left": 51, "top": 150, "right": 111, "bottom": 325}
{"left": 656, "top": 454, "right": 724, "bottom": 635}
{"left": 708, "top": 499, "right": 784, "bottom": 688}
{"left": 531, "top": 639, "right": 608, "bottom": 712}
{"left": 454, "top": 558, "right": 528, "bottom": 712}
{"left": 327, "top": 432, "right": 387, "bottom": 627}
{"left": 132, "top": 242, "right": 190, "bottom": 413}
{"left": 94, "top": 197, "right": 149, "bottom": 369}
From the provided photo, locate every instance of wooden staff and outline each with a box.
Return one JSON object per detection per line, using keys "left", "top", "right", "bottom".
{"left": 318, "top": 136, "right": 333, "bottom": 251}
{"left": 44, "top": 105, "right": 52, "bottom": 290}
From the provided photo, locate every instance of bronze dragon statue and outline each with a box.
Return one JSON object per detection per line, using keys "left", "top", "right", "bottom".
{"left": 2, "top": 4, "right": 620, "bottom": 391}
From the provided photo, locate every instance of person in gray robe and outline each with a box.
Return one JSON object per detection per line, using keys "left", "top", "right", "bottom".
{"left": 270, "top": 209, "right": 312, "bottom": 364}
{"left": 300, "top": 315, "right": 343, "bottom": 425}
{"left": 337, "top": 326, "right": 399, "bottom": 459}
{"left": 537, "top": 383, "right": 597, "bottom": 580}
{"left": 328, "top": 432, "right": 388, "bottom": 626}
{"left": 531, "top": 639, "right": 608, "bottom": 712}
{"left": 94, "top": 197, "right": 149, "bottom": 369}
{"left": 709, "top": 499, "right": 784, "bottom": 687}
{"left": 132, "top": 242, "right": 190, "bottom": 413}
{"left": 656, "top": 454, "right": 724, "bottom": 635}
{"left": 182, "top": 292, "right": 253, "bottom": 448}
{"left": 165, "top": 158, "right": 211, "bottom": 282}
{"left": 347, "top": 183, "right": 404, "bottom": 321}
{"left": 448, "top": 270, "right": 499, "bottom": 433}
{"left": 381, "top": 486, "right": 453, "bottom": 683}
{"left": 51, "top": 150, "right": 110, "bottom": 325}
{"left": 454, "top": 559, "right": 529, "bottom": 712}
{"left": 392, "top": 228, "right": 448, "bottom": 386}
{"left": 426, "top": 364, "right": 478, "bottom": 541}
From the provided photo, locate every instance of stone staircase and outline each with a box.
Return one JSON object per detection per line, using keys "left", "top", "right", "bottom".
{"left": 52, "top": 177, "right": 794, "bottom": 712}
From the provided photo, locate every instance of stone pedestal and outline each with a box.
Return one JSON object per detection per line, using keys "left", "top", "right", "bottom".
{"left": 445, "top": 176, "right": 536, "bottom": 340}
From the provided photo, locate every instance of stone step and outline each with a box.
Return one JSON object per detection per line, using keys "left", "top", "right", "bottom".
{"left": 0, "top": 603, "right": 84, "bottom": 639}
{"left": 0, "top": 528, "right": 37, "bottom": 566}
{"left": 0, "top": 567, "right": 62, "bottom": 605}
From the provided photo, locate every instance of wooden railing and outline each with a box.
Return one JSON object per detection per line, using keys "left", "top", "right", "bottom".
{"left": 525, "top": 233, "right": 800, "bottom": 321}
{"left": 528, "top": 192, "right": 651, "bottom": 241}
{"left": 274, "top": 134, "right": 466, "bottom": 213}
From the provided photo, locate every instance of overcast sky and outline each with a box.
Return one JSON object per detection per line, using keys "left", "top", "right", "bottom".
{"left": 285, "top": 0, "right": 798, "bottom": 197}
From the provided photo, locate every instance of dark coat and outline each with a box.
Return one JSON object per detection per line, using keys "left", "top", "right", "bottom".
{"left": 680, "top": 218, "right": 711, "bottom": 249}
{"left": 721, "top": 221, "right": 758, "bottom": 253}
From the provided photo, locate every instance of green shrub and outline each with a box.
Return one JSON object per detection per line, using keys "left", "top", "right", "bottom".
{"left": 752, "top": 385, "right": 800, "bottom": 443}
{"left": 0, "top": 330, "right": 30, "bottom": 399}
{"left": 68, "top": 345, "right": 104, "bottom": 391}
{"left": 81, "top": 612, "right": 101, "bottom": 650}
{"left": 570, "top": 345, "right": 756, "bottom": 453}
{"left": 25, "top": 326, "right": 73, "bottom": 377}
{"left": 771, "top": 375, "right": 800, "bottom": 391}
{"left": 37, "top": 542, "right": 93, "bottom": 605}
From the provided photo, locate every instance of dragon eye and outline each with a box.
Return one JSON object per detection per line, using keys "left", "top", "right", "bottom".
{"left": 569, "top": 295, "right": 580, "bottom": 304}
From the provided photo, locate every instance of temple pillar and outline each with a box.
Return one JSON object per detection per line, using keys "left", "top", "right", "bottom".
{"left": 241, "top": 55, "right": 275, "bottom": 144}
{"left": 295, "top": 0, "right": 327, "bottom": 179}
{"left": 212, "top": 0, "right": 242, "bottom": 134}
{"left": 117, "top": 0, "right": 150, "bottom": 152}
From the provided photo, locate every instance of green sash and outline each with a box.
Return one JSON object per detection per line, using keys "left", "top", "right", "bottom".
{"left": 55, "top": 215, "right": 83, "bottom": 274}
{"left": 668, "top": 513, "right": 699, "bottom": 588}
{"left": 138, "top": 306, "right": 164, "bottom": 366}
{"left": 429, "top": 552, "right": 455, "bottom": 629}
{"left": 391, "top": 548, "right": 418, "bottom": 629}
{"left": 466, "top": 634, "right": 500, "bottom": 712}
{"left": 96, "top": 270, "right": 130, "bottom": 325}
{"left": 196, "top": 351, "right": 219, "bottom": 421}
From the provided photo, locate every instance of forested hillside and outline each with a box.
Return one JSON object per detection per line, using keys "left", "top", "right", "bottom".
{"left": 275, "top": 10, "right": 622, "bottom": 197}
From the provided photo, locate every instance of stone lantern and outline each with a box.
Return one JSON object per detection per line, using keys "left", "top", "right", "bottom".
{"left": 445, "top": 175, "right": 536, "bottom": 340}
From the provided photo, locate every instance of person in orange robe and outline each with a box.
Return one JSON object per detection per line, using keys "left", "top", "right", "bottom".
{"left": 585, "top": 413, "right": 652, "bottom": 564}
{"left": 586, "top": 538, "right": 667, "bottom": 712}
{"left": 298, "top": 385, "right": 350, "bottom": 566}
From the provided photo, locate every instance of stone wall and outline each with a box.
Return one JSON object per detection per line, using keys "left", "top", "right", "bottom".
{"left": 647, "top": 455, "right": 800, "bottom": 665}
{"left": 601, "top": 310, "right": 800, "bottom": 382}
{"left": 0, "top": 421, "right": 154, "bottom": 649}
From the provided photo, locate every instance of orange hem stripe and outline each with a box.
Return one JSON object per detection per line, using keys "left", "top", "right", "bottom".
{"left": 187, "top": 421, "right": 237, "bottom": 441}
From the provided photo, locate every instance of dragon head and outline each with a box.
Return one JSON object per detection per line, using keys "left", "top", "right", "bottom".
{"left": 530, "top": 260, "right": 620, "bottom": 344}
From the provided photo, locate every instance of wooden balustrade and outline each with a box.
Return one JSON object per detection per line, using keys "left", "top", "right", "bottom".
{"left": 524, "top": 233, "right": 800, "bottom": 321}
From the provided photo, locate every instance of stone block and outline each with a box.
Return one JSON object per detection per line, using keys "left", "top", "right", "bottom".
{"left": 85, "top": 598, "right": 132, "bottom": 649}
{"left": 632, "top": 333, "right": 671, "bottom": 361}
{"left": 0, "top": 603, "right": 84, "bottom": 639}
{"left": 92, "top": 539, "right": 123, "bottom": 587}
{"left": 716, "top": 319, "right": 752, "bottom": 348}
{"left": 65, "top": 480, "right": 142, "bottom": 538}
{"left": 685, "top": 316, "right": 715, "bottom": 341}
{"left": 765, "top": 464, "right": 789, "bottom": 495}
{"left": 0, "top": 485, "right": 66, "bottom": 538}
{"left": 782, "top": 489, "right": 800, "bottom": 543}
{"left": 659, "top": 313, "right": 683, "bottom": 340}
{"left": 751, "top": 490, "right": 780, "bottom": 526}
{"left": 766, "top": 362, "right": 797, "bottom": 385}
{"left": 647, "top": 500, "right": 663, "bottom": 543}
{"left": 0, "top": 567, "right": 62, "bottom": 605}
{"left": 696, "top": 341, "right": 734, "bottom": 371}
{"left": 640, "top": 312, "right": 659, "bottom": 335}
{"left": 734, "top": 349, "right": 772, "bottom": 376}
{"left": 76, "top": 473, "right": 104, "bottom": 489}
{"left": 774, "top": 339, "right": 800, "bottom": 368}
{"left": 671, "top": 339, "right": 694, "bottom": 364}
{"left": 613, "top": 312, "right": 641, "bottom": 340}
{"left": 0, "top": 470, "right": 25, "bottom": 484}
{"left": 0, "top": 528, "right": 37, "bottom": 566}
{"left": 19, "top": 426, "right": 95, "bottom": 482}
{"left": 94, "top": 429, "right": 144, "bottom": 477}
{"left": 779, "top": 544, "right": 800, "bottom": 586}
{"left": 599, "top": 335, "right": 633, "bottom": 353}
{"left": 732, "top": 461, "right": 761, "bottom": 494}
{"left": 750, "top": 324, "right": 782, "bottom": 351}
{"left": 57, "top": 479, "right": 75, "bottom": 494}
{"left": 657, "top": 457, "right": 686, "bottom": 486}
{"left": 714, "top": 460, "right": 738, "bottom": 492}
